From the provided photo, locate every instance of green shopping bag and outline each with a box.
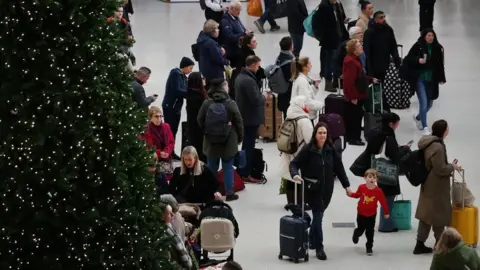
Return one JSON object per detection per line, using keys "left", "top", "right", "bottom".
{"left": 364, "top": 83, "right": 382, "bottom": 113}
{"left": 391, "top": 195, "right": 412, "bottom": 230}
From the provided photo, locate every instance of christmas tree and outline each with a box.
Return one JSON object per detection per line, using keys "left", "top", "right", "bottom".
{"left": 0, "top": 1, "right": 175, "bottom": 269}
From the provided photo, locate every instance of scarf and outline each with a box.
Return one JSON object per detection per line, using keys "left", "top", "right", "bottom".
{"left": 148, "top": 122, "right": 167, "bottom": 152}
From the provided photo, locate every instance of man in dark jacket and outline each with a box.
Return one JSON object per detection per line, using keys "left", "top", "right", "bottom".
{"left": 198, "top": 20, "right": 230, "bottom": 86}
{"left": 287, "top": 0, "right": 308, "bottom": 57}
{"left": 312, "top": 0, "right": 349, "bottom": 92}
{"left": 277, "top": 37, "right": 294, "bottom": 118}
{"left": 219, "top": 1, "right": 251, "bottom": 66}
{"left": 132, "top": 67, "right": 156, "bottom": 109}
{"left": 162, "top": 57, "right": 194, "bottom": 160}
{"left": 419, "top": 0, "right": 436, "bottom": 32}
{"left": 235, "top": 55, "right": 266, "bottom": 183}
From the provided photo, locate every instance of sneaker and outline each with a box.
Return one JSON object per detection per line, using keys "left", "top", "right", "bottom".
{"left": 243, "top": 176, "right": 264, "bottom": 184}
{"left": 352, "top": 231, "right": 359, "bottom": 244}
{"left": 226, "top": 194, "right": 239, "bottom": 201}
{"left": 422, "top": 127, "right": 431, "bottom": 136}
{"left": 413, "top": 114, "right": 423, "bottom": 130}
{"left": 270, "top": 25, "right": 280, "bottom": 32}
{"left": 316, "top": 249, "right": 327, "bottom": 260}
{"left": 254, "top": 20, "right": 265, "bottom": 33}
{"left": 413, "top": 240, "right": 433, "bottom": 255}
{"left": 366, "top": 247, "right": 373, "bottom": 256}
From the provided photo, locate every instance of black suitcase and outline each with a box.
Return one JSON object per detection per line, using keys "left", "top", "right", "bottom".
{"left": 364, "top": 83, "right": 384, "bottom": 141}
{"left": 278, "top": 181, "right": 309, "bottom": 263}
{"left": 324, "top": 78, "right": 348, "bottom": 119}
{"left": 181, "top": 121, "right": 189, "bottom": 151}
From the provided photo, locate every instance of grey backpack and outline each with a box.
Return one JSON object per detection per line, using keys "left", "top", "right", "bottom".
{"left": 264, "top": 60, "right": 292, "bottom": 94}
{"left": 204, "top": 100, "right": 232, "bottom": 145}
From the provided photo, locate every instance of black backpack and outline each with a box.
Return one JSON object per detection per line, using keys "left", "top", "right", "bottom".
{"left": 204, "top": 100, "right": 232, "bottom": 145}
{"left": 403, "top": 139, "right": 440, "bottom": 187}
{"left": 250, "top": 148, "right": 267, "bottom": 184}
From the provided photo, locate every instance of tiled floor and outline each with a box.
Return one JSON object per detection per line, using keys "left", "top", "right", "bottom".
{"left": 130, "top": 0, "right": 480, "bottom": 268}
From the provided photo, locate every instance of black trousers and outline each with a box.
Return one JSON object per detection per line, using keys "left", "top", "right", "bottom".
{"left": 345, "top": 99, "right": 364, "bottom": 142}
{"left": 354, "top": 214, "right": 376, "bottom": 249}
{"left": 419, "top": 3, "right": 435, "bottom": 31}
{"left": 205, "top": 8, "right": 223, "bottom": 23}
{"left": 163, "top": 107, "right": 181, "bottom": 142}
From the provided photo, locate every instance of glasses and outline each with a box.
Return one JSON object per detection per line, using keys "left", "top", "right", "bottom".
{"left": 153, "top": 114, "right": 163, "bottom": 119}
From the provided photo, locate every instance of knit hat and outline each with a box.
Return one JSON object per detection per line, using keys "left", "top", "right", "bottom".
{"left": 179, "top": 57, "right": 195, "bottom": 68}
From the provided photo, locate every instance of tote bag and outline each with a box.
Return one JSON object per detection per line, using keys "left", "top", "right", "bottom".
{"left": 371, "top": 140, "right": 399, "bottom": 186}
{"left": 391, "top": 195, "right": 412, "bottom": 230}
{"left": 247, "top": 0, "right": 263, "bottom": 17}
{"left": 303, "top": 8, "right": 318, "bottom": 37}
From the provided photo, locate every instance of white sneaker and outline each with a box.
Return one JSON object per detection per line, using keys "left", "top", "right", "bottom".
{"left": 422, "top": 127, "right": 431, "bottom": 136}
{"left": 413, "top": 114, "right": 423, "bottom": 130}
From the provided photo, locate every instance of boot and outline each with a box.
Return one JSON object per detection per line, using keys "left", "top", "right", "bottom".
{"left": 413, "top": 240, "right": 433, "bottom": 255}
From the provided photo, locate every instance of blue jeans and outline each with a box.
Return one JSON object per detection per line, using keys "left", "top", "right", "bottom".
{"left": 238, "top": 125, "right": 259, "bottom": 178}
{"left": 416, "top": 80, "right": 433, "bottom": 129}
{"left": 258, "top": 10, "right": 278, "bottom": 27}
{"left": 320, "top": 48, "right": 335, "bottom": 81}
{"left": 308, "top": 196, "right": 325, "bottom": 251}
{"left": 207, "top": 156, "right": 235, "bottom": 195}
{"left": 379, "top": 195, "right": 396, "bottom": 231}
{"left": 290, "top": 32, "right": 304, "bottom": 58}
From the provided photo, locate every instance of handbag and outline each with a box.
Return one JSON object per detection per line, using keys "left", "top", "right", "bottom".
{"left": 157, "top": 160, "right": 173, "bottom": 174}
{"left": 452, "top": 169, "right": 475, "bottom": 208}
{"left": 371, "top": 140, "right": 399, "bottom": 186}
{"left": 390, "top": 194, "right": 412, "bottom": 230}
{"left": 269, "top": 0, "right": 288, "bottom": 19}
{"left": 303, "top": 8, "right": 318, "bottom": 37}
{"left": 247, "top": 0, "right": 263, "bottom": 17}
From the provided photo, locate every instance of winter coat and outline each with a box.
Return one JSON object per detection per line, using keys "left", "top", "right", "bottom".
{"left": 290, "top": 143, "right": 350, "bottom": 212}
{"left": 220, "top": 12, "right": 246, "bottom": 60}
{"left": 279, "top": 96, "right": 314, "bottom": 181}
{"left": 276, "top": 51, "right": 294, "bottom": 112}
{"left": 287, "top": 0, "right": 308, "bottom": 34}
{"left": 430, "top": 242, "right": 480, "bottom": 270}
{"left": 186, "top": 89, "right": 207, "bottom": 162}
{"left": 401, "top": 32, "right": 445, "bottom": 100}
{"left": 419, "top": 0, "right": 436, "bottom": 4}
{"left": 342, "top": 54, "right": 372, "bottom": 101}
{"left": 350, "top": 126, "right": 410, "bottom": 196}
{"left": 132, "top": 79, "right": 154, "bottom": 109}
{"left": 291, "top": 73, "right": 323, "bottom": 120}
{"left": 199, "top": 200, "right": 240, "bottom": 238}
{"left": 139, "top": 122, "right": 175, "bottom": 161}
{"left": 169, "top": 164, "right": 220, "bottom": 204}
{"left": 355, "top": 13, "right": 370, "bottom": 32}
{"left": 363, "top": 22, "right": 400, "bottom": 80}
{"left": 312, "top": 0, "right": 348, "bottom": 49}
{"left": 197, "top": 31, "right": 229, "bottom": 83}
{"left": 234, "top": 68, "right": 265, "bottom": 126}
{"left": 415, "top": 135, "right": 454, "bottom": 226}
{"left": 232, "top": 47, "right": 265, "bottom": 88}
{"left": 162, "top": 68, "right": 188, "bottom": 114}
{"left": 197, "top": 88, "right": 243, "bottom": 159}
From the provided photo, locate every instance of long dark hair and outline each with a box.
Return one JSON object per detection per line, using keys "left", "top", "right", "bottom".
{"left": 418, "top": 28, "right": 441, "bottom": 46}
{"left": 307, "top": 122, "right": 333, "bottom": 148}
{"left": 239, "top": 34, "right": 254, "bottom": 48}
{"left": 187, "top": 72, "right": 208, "bottom": 99}
{"left": 359, "top": 0, "right": 371, "bottom": 10}
{"left": 381, "top": 112, "right": 400, "bottom": 129}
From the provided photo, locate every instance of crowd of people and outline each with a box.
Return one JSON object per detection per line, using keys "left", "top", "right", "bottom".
{"left": 109, "top": 0, "right": 479, "bottom": 268}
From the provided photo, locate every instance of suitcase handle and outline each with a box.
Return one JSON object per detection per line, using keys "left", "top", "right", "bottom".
{"left": 369, "top": 82, "right": 383, "bottom": 113}
{"left": 294, "top": 179, "right": 305, "bottom": 218}
{"left": 452, "top": 169, "right": 466, "bottom": 210}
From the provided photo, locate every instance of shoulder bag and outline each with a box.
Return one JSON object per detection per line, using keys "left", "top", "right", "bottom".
{"left": 371, "top": 139, "right": 399, "bottom": 186}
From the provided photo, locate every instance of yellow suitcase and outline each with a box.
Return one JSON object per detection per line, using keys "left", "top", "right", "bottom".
{"left": 451, "top": 169, "right": 478, "bottom": 247}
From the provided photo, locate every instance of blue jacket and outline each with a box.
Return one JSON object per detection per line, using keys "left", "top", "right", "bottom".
{"left": 197, "top": 32, "right": 229, "bottom": 83}
{"left": 219, "top": 12, "right": 246, "bottom": 59}
{"left": 161, "top": 68, "right": 187, "bottom": 113}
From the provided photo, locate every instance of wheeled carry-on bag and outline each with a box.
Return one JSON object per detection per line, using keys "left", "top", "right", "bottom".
{"left": 384, "top": 44, "right": 411, "bottom": 109}
{"left": 451, "top": 169, "right": 478, "bottom": 247}
{"left": 278, "top": 181, "right": 309, "bottom": 263}
{"left": 364, "top": 82, "right": 384, "bottom": 141}
{"left": 325, "top": 78, "right": 348, "bottom": 120}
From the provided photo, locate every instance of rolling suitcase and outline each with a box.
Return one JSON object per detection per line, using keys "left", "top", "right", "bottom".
{"left": 364, "top": 82, "right": 384, "bottom": 141}
{"left": 451, "top": 169, "right": 478, "bottom": 247}
{"left": 278, "top": 181, "right": 309, "bottom": 263}
{"left": 258, "top": 94, "right": 282, "bottom": 141}
{"left": 181, "top": 121, "right": 189, "bottom": 151}
{"left": 384, "top": 44, "right": 411, "bottom": 109}
{"left": 324, "top": 78, "right": 348, "bottom": 119}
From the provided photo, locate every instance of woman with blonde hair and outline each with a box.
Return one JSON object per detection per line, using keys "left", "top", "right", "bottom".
{"left": 430, "top": 227, "right": 480, "bottom": 269}
{"left": 290, "top": 56, "right": 323, "bottom": 122}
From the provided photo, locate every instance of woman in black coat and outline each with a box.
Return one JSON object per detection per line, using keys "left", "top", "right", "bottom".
{"left": 350, "top": 113, "right": 411, "bottom": 232}
{"left": 186, "top": 72, "right": 208, "bottom": 162}
{"left": 401, "top": 28, "right": 445, "bottom": 135}
{"left": 290, "top": 122, "right": 351, "bottom": 261}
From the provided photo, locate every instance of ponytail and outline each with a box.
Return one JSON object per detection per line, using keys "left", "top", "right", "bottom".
{"left": 290, "top": 56, "right": 310, "bottom": 81}
{"left": 358, "top": 0, "right": 371, "bottom": 10}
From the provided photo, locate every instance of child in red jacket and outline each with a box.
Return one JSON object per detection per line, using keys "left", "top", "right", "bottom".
{"left": 348, "top": 169, "right": 389, "bottom": 255}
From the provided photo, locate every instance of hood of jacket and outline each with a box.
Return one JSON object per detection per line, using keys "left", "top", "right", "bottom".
{"left": 197, "top": 31, "right": 214, "bottom": 45}
{"left": 286, "top": 95, "right": 310, "bottom": 119}
{"left": 208, "top": 87, "right": 230, "bottom": 102}
{"left": 418, "top": 28, "right": 440, "bottom": 45}
{"left": 433, "top": 242, "right": 473, "bottom": 267}
{"left": 418, "top": 135, "right": 443, "bottom": 150}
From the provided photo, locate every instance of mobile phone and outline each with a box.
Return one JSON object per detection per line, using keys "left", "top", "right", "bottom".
{"left": 153, "top": 94, "right": 158, "bottom": 97}
{"left": 453, "top": 159, "right": 458, "bottom": 164}
{"left": 407, "top": 140, "right": 414, "bottom": 145}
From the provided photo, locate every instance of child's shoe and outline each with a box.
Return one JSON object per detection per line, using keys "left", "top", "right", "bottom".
{"left": 366, "top": 247, "right": 373, "bottom": 256}
{"left": 352, "top": 230, "right": 359, "bottom": 244}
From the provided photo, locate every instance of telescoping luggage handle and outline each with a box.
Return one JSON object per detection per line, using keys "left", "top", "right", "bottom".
{"left": 398, "top": 44, "right": 403, "bottom": 58}
{"left": 370, "top": 82, "right": 383, "bottom": 113}
{"left": 294, "top": 178, "right": 305, "bottom": 218}
{"left": 452, "top": 169, "right": 466, "bottom": 210}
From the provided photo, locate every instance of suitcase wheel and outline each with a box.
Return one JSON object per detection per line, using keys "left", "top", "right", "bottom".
{"left": 304, "top": 254, "right": 309, "bottom": 262}
{"left": 294, "top": 258, "right": 299, "bottom": 264}
{"left": 278, "top": 254, "right": 282, "bottom": 260}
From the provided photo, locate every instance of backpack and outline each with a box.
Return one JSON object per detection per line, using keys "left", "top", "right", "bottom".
{"left": 264, "top": 60, "right": 292, "bottom": 94}
{"left": 402, "top": 139, "right": 441, "bottom": 187}
{"left": 204, "top": 100, "right": 232, "bottom": 145}
{"left": 250, "top": 148, "right": 267, "bottom": 183}
{"left": 347, "top": 19, "right": 358, "bottom": 30}
{"left": 191, "top": 43, "right": 199, "bottom": 62}
{"left": 277, "top": 116, "right": 308, "bottom": 154}
{"left": 200, "top": 0, "right": 206, "bottom": 10}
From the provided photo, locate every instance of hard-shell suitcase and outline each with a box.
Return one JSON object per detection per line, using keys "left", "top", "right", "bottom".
{"left": 325, "top": 78, "right": 347, "bottom": 119}
{"left": 451, "top": 169, "right": 478, "bottom": 247}
{"left": 278, "top": 181, "right": 309, "bottom": 263}
{"left": 258, "top": 93, "right": 282, "bottom": 141}
{"left": 364, "top": 82, "right": 384, "bottom": 141}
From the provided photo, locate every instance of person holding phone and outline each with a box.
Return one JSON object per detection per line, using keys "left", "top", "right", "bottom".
{"left": 132, "top": 67, "right": 157, "bottom": 109}
{"left": 350, "top": 112, "right": 411, "bottom": 232}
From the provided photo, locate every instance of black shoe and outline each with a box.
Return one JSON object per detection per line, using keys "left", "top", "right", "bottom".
{"left": 366, "top": 247, "right": 373, "bottom": 256}
{"left": 171, "top": 153, "right": 181, "bottom": 160}
{"left": 379, "top": 228, "right": 399, "bottom": 233}
{"left": 226, "top": 194, "right": 239, "bottom": 201}
{"left": 270, "top": 25, "right": 280, "bottom": 31}
{"left": 352, "top": 231, "right": 359, "bottom": 244}
{"left": 348, "top": 140, "right": 365, "bottom": 146}
{"left": 413, "top": 240, "right": 433, "bottom": 255}
{"left": 316, "top": 249, "right": 327, "bottom": 260}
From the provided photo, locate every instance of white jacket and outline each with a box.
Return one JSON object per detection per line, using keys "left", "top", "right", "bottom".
{"left": 205, "top": 0, "right": 223, "bottom": 12}
{"left": 291, "top": 73, "right": 323, "bottom": 119}
{"left": 279, "top": 96, "right": 314, "bottom": 180}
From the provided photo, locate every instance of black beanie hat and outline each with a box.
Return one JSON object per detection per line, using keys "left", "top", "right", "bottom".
{"left": 179, "top": 57, "right": 195, "bottom": 68}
